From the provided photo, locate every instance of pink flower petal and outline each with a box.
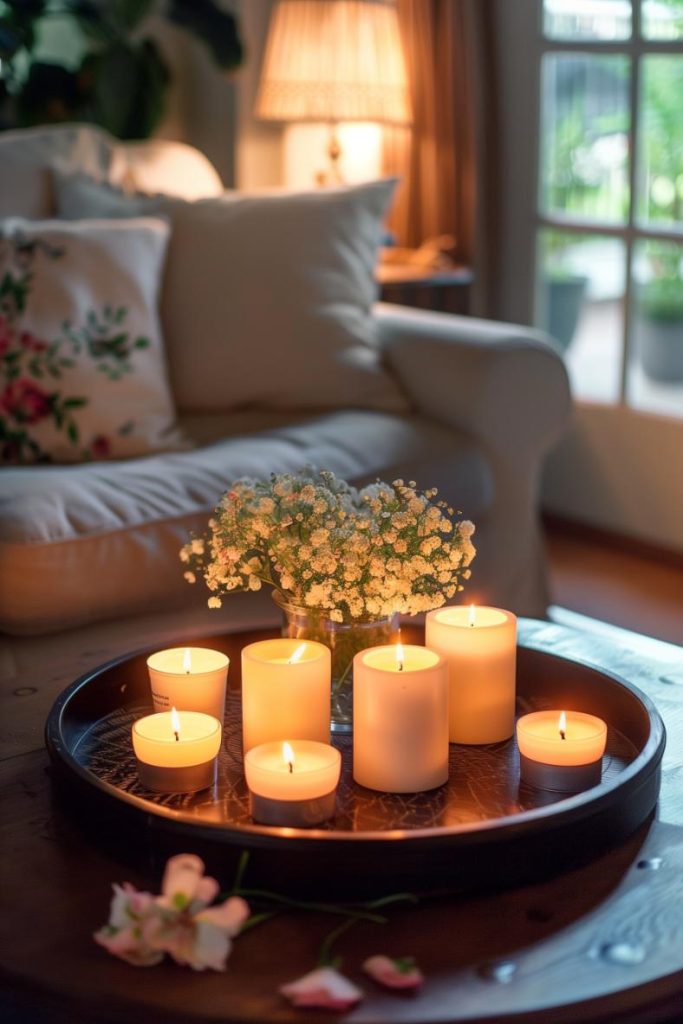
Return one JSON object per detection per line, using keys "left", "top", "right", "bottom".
{"left": 363, "top": 955, "right": 424, "bottom": 991}
{"left": 195, "top": 896, "right": 249, "bottom": 936}
{"left": 160, "top": 854, "right": 207, "bottom": 909}
{"left": 280, "top": 967, "right": 363, "bottom": 1011}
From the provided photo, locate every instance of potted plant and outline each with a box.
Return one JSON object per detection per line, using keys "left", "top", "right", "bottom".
{"left": 635, "top": 250, "right": 683, "bottom": 382}
{"left": 0, "top": 0, "right": 243, "bottom": 140}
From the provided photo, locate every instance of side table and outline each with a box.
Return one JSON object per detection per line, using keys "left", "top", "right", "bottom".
{"left": 377, "top": 263, "right": 474, "bottom": 315}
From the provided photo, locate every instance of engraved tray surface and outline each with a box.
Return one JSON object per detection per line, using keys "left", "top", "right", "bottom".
{"left": 74, "top": 693, "right": 635, "bottom": 833}
{"left": 46, "top": 622, "right": 666, "bottom": 895}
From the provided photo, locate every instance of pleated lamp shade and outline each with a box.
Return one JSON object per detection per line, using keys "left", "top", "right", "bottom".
{"left": 257, "top": 0, "right": 412, "bottom": 126}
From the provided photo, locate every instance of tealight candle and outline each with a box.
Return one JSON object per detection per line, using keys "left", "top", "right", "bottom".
{"left": 147, "top": 647, "right": 229, "bottom": 723}
{"left": 353, "top": 642, "right": 449, "bottom": 793}
{"left": 242, "top": 639, "right": 331, "bottom": 753}
{"left": 425, "top": 605, "right": 517, "bottom": 744}
{"left": 516, "top": 710, "right": 607, "bottom": 792}
{"left": 244, "top": 740, "right": 341, "bottom": 826}
{"left": 132, "top": 708, "right": 222, "bottom": 793}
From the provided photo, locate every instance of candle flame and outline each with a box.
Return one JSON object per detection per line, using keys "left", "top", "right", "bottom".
{"left": 288, "top": 643, "right": 307, "bottom": 665}
{"left": 171, "top": 706, "right": 181, "bottom": 742}
{"left": 468, "top": 604, "right": 476, "bottom": 627}
{"left": 283, "top": 741, "right": 295, "bottom": 773}
{"left": 558, "top": 710, "right": 567, "bottom": 741}
{"left": 182, "top": 647, "right": 192, "bottom": 673}
{"left": 395, "top": 634, "right": 404, "bottom": 672}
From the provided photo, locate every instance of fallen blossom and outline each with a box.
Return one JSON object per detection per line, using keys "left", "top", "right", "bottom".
{"left": 280, "top": 966, "right": 363, "bottom": 1011}
{"left": 94, "top": 883, "right": 164, "bottom": 967}
{"left": 363, "top": 954, "right": 424, "bottom": 991}
{"left": 95, "top": 854, "right": 249, "bottom": 972}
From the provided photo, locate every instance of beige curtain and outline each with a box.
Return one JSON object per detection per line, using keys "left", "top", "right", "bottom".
{"left": 383, "top": 0, "right": 498, "bottom": 313}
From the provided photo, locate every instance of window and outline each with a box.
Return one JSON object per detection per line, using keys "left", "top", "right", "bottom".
{"left": 535, "top": 0, "right": 683, "bottom": 417}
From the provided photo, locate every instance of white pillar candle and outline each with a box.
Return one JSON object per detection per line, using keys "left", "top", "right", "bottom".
{"left": 353, "top": 643, "right": 449, "bottom": 793}
{"left": 245, "top": 740, "right": 341, "bottom": 826}
{"left": 147, "top": 647, "right": 229, "bottom": 723}
{"left": 517, "top": 710, "right": 607, "bottom": 792}
{"left": 132, "top": 708, "right": 222, "bottom": 793}
{"left": 241, "top": 639, "right": 331, "bottom": 753}
{"left": 425, "top": 606, "right": 517, "bottom": 744}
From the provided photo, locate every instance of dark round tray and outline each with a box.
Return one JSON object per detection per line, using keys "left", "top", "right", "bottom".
{"left": 45, "top": 621, "right": 665, "bottom": 898}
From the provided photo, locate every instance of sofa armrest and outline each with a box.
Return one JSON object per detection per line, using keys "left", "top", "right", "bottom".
{"left": 375, "top": 303, "right": 571, "bottom": 462}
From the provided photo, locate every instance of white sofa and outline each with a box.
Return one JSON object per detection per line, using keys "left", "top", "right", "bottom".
{"left": 0, "top": 126, "right": 571, "bottom": 750}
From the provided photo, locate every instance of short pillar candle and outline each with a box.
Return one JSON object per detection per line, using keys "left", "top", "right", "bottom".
{"left": 242, "top": 639, "right": 331, "bottom": 753}
{"left": 245, "top": 740, "right": 341, "bottom": 827}
{"left": 353, "top": 643, "right": 449, "bottom": 793}
{"left": 517, "top": 710, "right": 607, "bottom": 793}
{"left": 132, "top": 709, "right": 222, "bottom": 793}
{"left": 147, "top": 647, "right": 229, "bottom": 723}
{"left": 425, "top": 605, "right": 517, "bottom": 744}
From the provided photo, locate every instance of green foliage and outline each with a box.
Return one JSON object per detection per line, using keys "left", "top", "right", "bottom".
{"left": 0, "top": 0, "right": 243, "bottom": 139}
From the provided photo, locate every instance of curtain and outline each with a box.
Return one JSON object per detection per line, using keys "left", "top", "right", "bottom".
{"left": 382, "top": 0, "right": 498, "bottom": 314}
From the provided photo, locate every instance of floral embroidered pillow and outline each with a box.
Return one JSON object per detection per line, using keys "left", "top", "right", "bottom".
{"left": 0, "top": 217, "right": 183, "bottom": 464}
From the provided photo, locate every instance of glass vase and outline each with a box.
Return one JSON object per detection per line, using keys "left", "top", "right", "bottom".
{"left": 272, "top": 591, "right": 398, "bottom": 733}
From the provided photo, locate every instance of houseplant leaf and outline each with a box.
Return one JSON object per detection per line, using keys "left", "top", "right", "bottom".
{"left": 80, "top": 37, "right": 169, "bottom": 139}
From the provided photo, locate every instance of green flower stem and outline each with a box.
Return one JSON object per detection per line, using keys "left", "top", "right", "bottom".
{"left": 318, "top": 916, "right": 360, "bottom": 968}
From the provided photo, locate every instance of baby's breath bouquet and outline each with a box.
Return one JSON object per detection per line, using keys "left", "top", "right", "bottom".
{"left": 181, "top": 469, "right": 475, "bottom": 728}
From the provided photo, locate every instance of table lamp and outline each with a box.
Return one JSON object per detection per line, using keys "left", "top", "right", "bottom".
{"left": 256, "top": 0, "right": 412, "bottom": 186}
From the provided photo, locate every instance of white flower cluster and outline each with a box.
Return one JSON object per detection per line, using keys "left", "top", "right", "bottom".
{"left": 180, "top": 469, "right": 476, "bottom": 621}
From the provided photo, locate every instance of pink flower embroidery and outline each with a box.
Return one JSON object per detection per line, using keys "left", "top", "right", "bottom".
{"left": 363, "top": 954, "right": 424, "bottom": 991}
{"left": 19, "top": 329, "right": 47, "bottom": 352}
{"left": 1, "top": 378, "right": 51, "bottom": 424}
{"left": 280, "top": 967, "right": 363, "bottom": 1011}
{"left": 90, "top": 435, "right": 111, "bottom": 459}
{"left": 94, "top": 854, "right": 249, "bottom": 972}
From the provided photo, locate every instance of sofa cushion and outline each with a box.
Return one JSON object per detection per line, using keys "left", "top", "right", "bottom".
{"left": 0, "top": 217, "right": 183, "bottom": 463}
{"left": 0, "top": 410, "right": 493, "bottom": 634}
{"left": 54, "top": 173, "right": 408, "bottom": 416}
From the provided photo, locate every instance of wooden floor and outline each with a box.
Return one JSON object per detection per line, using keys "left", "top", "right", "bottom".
{"left": 544, "top": 522, "right": 683, "bottom": 648}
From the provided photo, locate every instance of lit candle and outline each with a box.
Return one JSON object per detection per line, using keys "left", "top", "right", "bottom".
{"left": 244, "top": 739, "right": 341, "bottom": 826}
{"left": 353, "top": 642, "right": 449, "bottom": 793}
{"left": 516, "top": 710, "right": 607, "bottom": 792}
{"left": 425, "top": 605, "right": 517, "bottom": 744}
{"left": 241, "top": 639, "right": 331, "bottom": 753}
{"left": 132, "top": 708, "right": 222, "bottom": 793}
{"left": 147, "top": 647, "right": 229, "bottom": 723}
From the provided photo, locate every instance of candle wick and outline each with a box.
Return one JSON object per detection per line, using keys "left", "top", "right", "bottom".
{"left": 174, "top": 731, "right": 180, "bottom": 742}
{"left": 560, "top": 729, "right": 566, "bottom": 741}
{"left": 288, "top": 761, "right": 293, "bottom": 774}
{"left": 398, "top": 662, "right": 404, "bottom": 672}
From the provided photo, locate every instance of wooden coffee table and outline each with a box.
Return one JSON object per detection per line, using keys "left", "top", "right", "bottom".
{"left": 2, "top": 617, "right": 683, "bottom": 1023}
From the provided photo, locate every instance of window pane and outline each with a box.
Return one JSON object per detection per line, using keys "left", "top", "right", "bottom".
{"left": 540, "top": 54, "right": 630, "bottom": 224}
{"left": 537, "top": 230, "right": 626, "bottom": 403}
{"left": 543, "top": 0, "right": 632, "bottom": 39}
{"left": 642, "top": 0, "right": 683, "bottom": 39}
{"left": 637, "top": 57, "right": 683, "bottom": 229}
{"left": 628, "top": 238, "right": 683, "bottom": 417}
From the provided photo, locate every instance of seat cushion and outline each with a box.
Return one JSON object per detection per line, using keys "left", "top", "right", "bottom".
{"left": 0, "top": 410, "right": 493, "bottom": 634}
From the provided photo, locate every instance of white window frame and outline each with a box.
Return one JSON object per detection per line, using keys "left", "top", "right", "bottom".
{"left": 534, "top": 0, "right": 683, "bottom": 406}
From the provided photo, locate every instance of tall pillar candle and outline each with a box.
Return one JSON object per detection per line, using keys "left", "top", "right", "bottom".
{"left": 353, "top": 644, "right": 449, "bottom": 793}
{"left": 147, "top": 647, "right": 229, "bottom": 723}
{"left": 425, "top": 606, "right": 517, "bottom": 744}
{"left": 242, "top": 639, "right": 331, "bottom": 753}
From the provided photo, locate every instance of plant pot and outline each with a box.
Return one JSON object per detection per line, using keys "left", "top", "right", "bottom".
{"left": 273, "top": 591, "right": 399, "bottom": 734}
{"left": 635, "top": 316, "right": 683, "bottom": 383}
{"left": 543, "top": 274, "right": 588, "bottom": 352}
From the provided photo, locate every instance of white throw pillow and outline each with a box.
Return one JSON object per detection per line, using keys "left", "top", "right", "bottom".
{"left": 54, "top": 174, "right": 408, "bottom": 415}
{"left": 0, "top": 217, "right": 183, "bottom": 464}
